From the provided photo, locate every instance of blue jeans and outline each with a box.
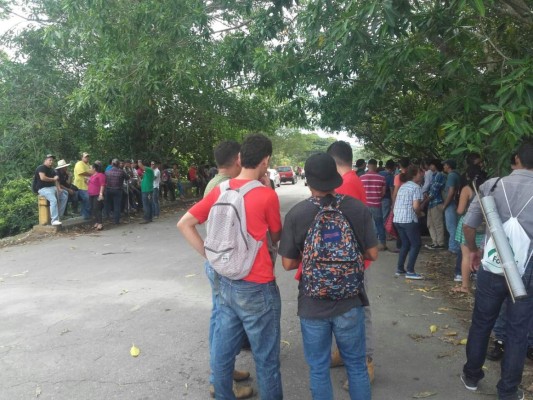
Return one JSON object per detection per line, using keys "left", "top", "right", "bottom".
{"left": 444, "top": 203, "right": 459, "bottom": 253}
{"left": 38, "top": 186, "right": 68, "bottom": 223}
{"left": 381, "top": 198, "right": 391, "bottom": 225}
{"left": 395, "top": 222, "right": 422, "bottom": 273}
{"left": 213, "top": 277, "right": 282, "bottom": 400}
{"left": 463, "top": 260, "right": 533, "bottom": 400}
{"left": 205, "top": 262, "right": 218, "bottom": 385}
{"left": 78, "top": 189, "right": 91, "bottom": 219}
{"left": 141, "top": 191, "right": 153, "bottom": 222}
{"left": 300, "top": 307, "right": 370, "bottom": 400}
{"left": 492, "top": 298, "right": 533, "bottom": 347}
{"left": 152, "top": 187, "right": 160, "bottom": 217}
{"left": 368, "top": 206, "right": 386, "bottom": 244}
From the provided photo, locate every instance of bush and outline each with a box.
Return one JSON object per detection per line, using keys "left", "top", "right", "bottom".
{"left": 0, "top": 178, "right": 38, "bottom": 238}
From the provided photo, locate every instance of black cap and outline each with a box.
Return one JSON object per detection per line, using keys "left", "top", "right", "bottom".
{"left": 304, "top": 153, "right": 343, "bottom": 192}
{"left": 45, "top": 154, "right": 56, "bottom": 159}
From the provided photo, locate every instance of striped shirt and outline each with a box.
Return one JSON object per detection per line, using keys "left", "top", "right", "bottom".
{"left": 360, "top": 171, "right": 385, "bottom": 208}
{"left": 393, "top": 181, "right": 424, "bottom": 223}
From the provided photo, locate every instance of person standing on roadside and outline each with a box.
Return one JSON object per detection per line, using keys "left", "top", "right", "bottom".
{"left": 199, "top": 140, "right": 254, "bottom": 399}
{"left": 87, "top": 162, "right": 106, "bottom": 231}
{"left": 424, "top": 159, "right": 446, "bottom": 250}
{"left": 178, "top": 134, "right": 282, "bottom": 400}
{"left": 34, "top": 154, "right": 68, "bottom": 226}
{"left": 460, "top": 140, "right": 533, "bottom": 400}
{"left": 279, "top": 152, "right": 377, "bottom": 400}
{"left": 73, "top": 152, "right": 94, "bottom": 220}
{"left": 360, "top": 159, "right": 387, "bottom": 251}
{"left": 105, "top": 159, "right": 128, "bottom": 225}
{"left": 393, "top": 165, "right": 425, "bottom": 280}
{"left": 326, "top": 141, "right": 375, "bottom": 386}
{"left": 442, "top": 159, "right": 461, "bottom": 255}
{"left": 138, "top": 160, "right": 154, "bottom": 224}
{"left": 151, "top": 161, "right": 161, "bottom": 219}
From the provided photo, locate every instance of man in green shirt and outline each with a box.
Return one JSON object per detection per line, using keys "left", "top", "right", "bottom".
{"left": 138, "top": 160, "right": 154, "bottom": 224}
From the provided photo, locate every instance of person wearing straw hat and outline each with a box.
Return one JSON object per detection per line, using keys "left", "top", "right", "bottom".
{"left": 34, "top": 154, "right": 69, "bottom": 226}
{"left": 55, "top": 159, "right": 79, "bottom": 215}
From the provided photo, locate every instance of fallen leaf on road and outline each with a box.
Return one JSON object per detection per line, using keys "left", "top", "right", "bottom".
{"left": 433, "top": 311, "right": 444, "bottom": 315}
{"left": 422, "top": 295, "right": 436, "bottom": 299}
{"left": 60, "top": 329, "right": 71, "bottom": 336}
{"left": 414, "top": 288, "right": 429, "bottom": 293}
{"left": 185, "top": 274, "right": 197, "bottom": 278}
{"left": 119, "top": 289, "right": 128, "bottom": 295}
{"left": 35, "top": 386, "right": 41, "bottom": 397}
{"left": 437, "top": 351, "right": 454, "bottom": 358}
{"left": 413, "top": 391, "right": 437, "bottom": 398}
{"left": 130, "top": 344, "right": 140, "bottom": 357}
{"left": 429, "top": 325, "right": 438, "bottom": 334}
{"left": 438, "top": 307, "right": 450, "bottom": 311}
{"left": 12, "top": 270, "right": 28, "bottom": 277}
{"left": 444, "top": 331, "right": 458, "bottom": 336}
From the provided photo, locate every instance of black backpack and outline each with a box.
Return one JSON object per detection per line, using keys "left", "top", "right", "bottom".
{"left": 31, "top": 171, "right": 40, "bottom": 194}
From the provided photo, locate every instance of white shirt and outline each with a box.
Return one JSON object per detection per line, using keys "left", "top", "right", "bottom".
{"left": 153, "top": 168, "right": 161, "bottom": 189}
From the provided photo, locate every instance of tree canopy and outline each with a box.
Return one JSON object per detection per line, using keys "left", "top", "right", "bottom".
{"left": 1, "top": 0, "right": 532, "bottom": 180}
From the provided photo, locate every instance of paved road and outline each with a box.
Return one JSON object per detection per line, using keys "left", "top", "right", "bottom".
{"left": 0, "top": 181, "right": 499, "bottom": 399}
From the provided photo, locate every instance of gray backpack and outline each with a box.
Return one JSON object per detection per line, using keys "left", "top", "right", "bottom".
{"left": 204, "top": 180, "right": 263, "bottom": 280}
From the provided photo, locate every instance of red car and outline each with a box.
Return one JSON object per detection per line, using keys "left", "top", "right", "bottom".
{"left": 276, "top": 166, "right": 298, "bottom": 184}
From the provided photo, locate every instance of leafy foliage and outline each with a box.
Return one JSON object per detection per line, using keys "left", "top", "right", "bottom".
{"left": 0, "top": 178, "right": 37, "bottom": 238}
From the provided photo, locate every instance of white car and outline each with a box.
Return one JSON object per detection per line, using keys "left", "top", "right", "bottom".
{"left": 268, "top": 168, "right": 281, "bottom": 188}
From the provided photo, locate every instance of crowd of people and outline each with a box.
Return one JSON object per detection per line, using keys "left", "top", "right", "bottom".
{"left": 177, "top": 135, "right": 532, "bottom": 400}
{"left": 33, "top": 154, "right": 196, "bottom": 228}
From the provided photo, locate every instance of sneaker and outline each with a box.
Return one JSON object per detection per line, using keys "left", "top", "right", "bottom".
{"left": 425, "top": 244, "right": 437, "bottom": 249}
{"left": 232, "top": 370, "right": 250, "bottom": 382}
{"left": 51, "top": 220, "right": 62, "bottom": 226}
{"left": 405, "top": 272, "right": 424, "bottom": 280}
{"left": 460, "top": 373, "right": 478, "bottom": 391}
{"left": 343, "top": 357, "right": 374, "bottom": 391}
{"left": 513, "top": 388, "right": 525, "bottom": 400}
{"left": 527, "top": 346, "right": 533, "bottom": 361}
{"left": 395, "top": 270, "right": 407, "bottom": 277}
{"left": 486, "top": 340, "right": 504, "bottom": 361}
{"left": 454, "top": 274, "right": 463, "bottom": 282}
{"left": 209, "top": 383, "right": 254, "bottom": 399}
{"left": 330, "top": 349, "right": 344, "bottom": 368}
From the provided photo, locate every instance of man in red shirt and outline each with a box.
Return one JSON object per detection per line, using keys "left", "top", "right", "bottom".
{"left": 178, "top": 134, "right": 283, "bottom": 400}
{"left": 360, "top": 159, "right": 387, "bottom": 251}
{"left": 327, "top": 141, "right": 367, "bottom": 204}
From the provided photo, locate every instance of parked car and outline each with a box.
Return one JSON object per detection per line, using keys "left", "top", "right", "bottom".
{"left": 268, "top": 168, "right": 281, "bottom": 188}
{"left": 276, "top": 166, "right": 297, "bottom": 184}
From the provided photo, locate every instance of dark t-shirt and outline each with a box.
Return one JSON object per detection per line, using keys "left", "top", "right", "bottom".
{"left": 35, "top": 165, "right": 56, "bottom": 191}
{"left": 279, "top": 194, "right": 378, "bottom": 319}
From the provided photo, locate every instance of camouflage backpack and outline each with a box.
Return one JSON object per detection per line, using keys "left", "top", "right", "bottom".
{"left": 302, "top": 194, "right": 365, "bottom": 300}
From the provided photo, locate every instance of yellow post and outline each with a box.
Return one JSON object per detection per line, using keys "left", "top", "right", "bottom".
{"left": 38, "top": 196, "right": 51, "bottom": 225}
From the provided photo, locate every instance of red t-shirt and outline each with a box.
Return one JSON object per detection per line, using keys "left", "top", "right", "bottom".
{"left": 88, "top": 172, "right": 106, "bottom": 196}
{"left": 188, "top": 179, "right": 282, "bottom": 283}
{"left": 360, "top": 171, "right": 385, "bottom": 208}
{"left": 335, "top": 170, "right": 372, "bottom": 271}
{"left": 188, "top": 167, "right": 197, "bottom": 181}
{"left": 336, "top": 170, "right": 367, "bottom": 205}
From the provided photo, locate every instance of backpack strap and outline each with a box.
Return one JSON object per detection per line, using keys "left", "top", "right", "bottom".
{"left": 237, "top": 180, "right": 263, "bottom": 196}
{"left": 501, "top": 179, "right": 533, "bottom": 219}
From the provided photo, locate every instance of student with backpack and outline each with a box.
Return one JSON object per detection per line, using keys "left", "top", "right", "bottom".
{"left": 279, "top": 153, "right": 378, "bottom": 400}
{"left": 460, "top": 140, "right": 533, "bottom": 400}
{"left": 177, "top": 134, "right": 282, "bottom": 400}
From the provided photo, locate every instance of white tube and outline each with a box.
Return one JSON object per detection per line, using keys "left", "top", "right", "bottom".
{"left": 481, "top": 196, "right": 527, "bottom": 300}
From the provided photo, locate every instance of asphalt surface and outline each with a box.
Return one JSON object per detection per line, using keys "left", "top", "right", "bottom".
{"left": 0, "top": 181, "right": 502, "bottom": 400}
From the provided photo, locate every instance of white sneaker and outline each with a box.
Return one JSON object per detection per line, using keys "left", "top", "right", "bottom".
{"left": 454, "top": 274, "right": 462, "bottom": 282}
{"left": 51, "top": 220, "right": 62, "bottom": 226}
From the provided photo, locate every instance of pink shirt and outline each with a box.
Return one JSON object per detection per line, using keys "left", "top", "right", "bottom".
{"left": 88, "top": 172, "right": 106, "bottom": 196}
{"left": 360, "top": 171, "right": 385, "bottom": 208}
